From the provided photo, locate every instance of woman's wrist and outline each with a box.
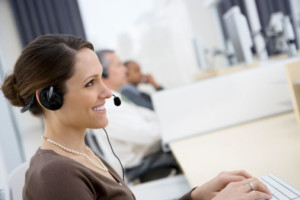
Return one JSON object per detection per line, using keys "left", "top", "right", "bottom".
{"left": 190, "top": 186, "right": 205, "bottom": 200}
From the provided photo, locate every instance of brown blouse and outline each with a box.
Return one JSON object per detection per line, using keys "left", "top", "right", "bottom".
{"left": 23, "top": 148, "right": 193, "bottom": 200}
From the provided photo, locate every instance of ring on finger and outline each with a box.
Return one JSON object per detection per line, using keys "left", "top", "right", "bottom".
{"left": 248, "top": 182, "right": 255, "bottom": 191}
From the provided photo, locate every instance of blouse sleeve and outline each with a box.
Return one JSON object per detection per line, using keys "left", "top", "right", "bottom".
{"left": 178, "top": 187, "right": 197, "bottom": 200}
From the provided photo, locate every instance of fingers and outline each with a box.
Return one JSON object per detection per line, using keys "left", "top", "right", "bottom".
{"left": 217, "top": 170, "right": 252, "bottom": 187}
{"left": 141, "top": 75, "right": 148, "bottom": 83}
{"left": 145, "top": 74, "right": 156, "bottom": 83}
{"left": 221, "top": 175, "right": 246, "bottom": 185}
{"left": 241, "top": 177, "right": 272, "bottom": 195}
{"left": 215, "top": 170, "right": 272, "bottom": 197}
{"left": 255, "top": 180, "right": 272, "bottom": 195}
{"left": 226, "top": 170, "right": 252, "bottom": 179}
{"left": 212, "top": 175, "right": 273, "bottom": 200}
{"left": 248, "top": 191, "right": 273, "bottom": 199}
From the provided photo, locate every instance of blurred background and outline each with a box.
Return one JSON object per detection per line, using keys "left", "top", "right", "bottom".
{"left": 0, "top": 0, "right": 300, "bottom": 190}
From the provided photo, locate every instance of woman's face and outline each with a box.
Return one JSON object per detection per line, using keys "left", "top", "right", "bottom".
{"left": 55, "top": 48, "right": 112, "bottom": 129}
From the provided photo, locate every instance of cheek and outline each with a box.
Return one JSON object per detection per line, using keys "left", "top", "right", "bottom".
{"left": 118, "top": 70, "right": 124, "bottom": 77}
{"left": 63, "top": 93, "right": 95, "bottom": 112}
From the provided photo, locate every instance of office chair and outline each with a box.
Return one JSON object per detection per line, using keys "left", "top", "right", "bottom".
{"left": 125, "top": 149, "right": 181, "bottom": 184}
{"left": 7, "top": 162, "right": 29, "bottom": 200}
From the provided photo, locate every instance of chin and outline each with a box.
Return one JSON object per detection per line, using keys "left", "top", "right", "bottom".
{"left": 92, "top": 119, "right": 109, "bottom": 129}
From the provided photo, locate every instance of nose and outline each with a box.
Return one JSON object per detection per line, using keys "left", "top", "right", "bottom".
{"left": 98, "top": 81, "right": 112, "bottom": 99}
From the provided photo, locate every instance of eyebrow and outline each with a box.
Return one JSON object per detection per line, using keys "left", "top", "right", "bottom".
{"left": 83, "top": 74, "right": 99, "bottom": 83}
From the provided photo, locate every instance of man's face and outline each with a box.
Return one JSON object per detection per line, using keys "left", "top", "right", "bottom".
{"left": 105, "top": 53, "right": 127, "bottom": 91}
{"left": 126, "top": 62, "right": 142, "bottom": 85}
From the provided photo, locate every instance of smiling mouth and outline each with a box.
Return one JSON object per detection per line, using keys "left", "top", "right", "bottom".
{"left": 92, "top": 105, "right": 105, "bottom": 111}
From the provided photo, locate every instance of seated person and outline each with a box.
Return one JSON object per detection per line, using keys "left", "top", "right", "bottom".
{"left": 93, "top": 50, "right": 180, "bottom": 182}
{"left": 2, "top": 34, "right": 272, "bottom": 200}
{"left": 121, "top": 60, "right": 163, "bottom": 110}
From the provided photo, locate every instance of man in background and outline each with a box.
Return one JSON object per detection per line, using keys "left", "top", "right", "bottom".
{"left": 121, "top": 61, "right": 163, "bottom": 110}
{"left": 91, "top": 50, "right": 180, "bottom": 183}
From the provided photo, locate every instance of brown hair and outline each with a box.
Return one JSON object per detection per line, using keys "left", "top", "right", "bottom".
{"left": 1, "top": 34, "right": 93, "bottom": 116}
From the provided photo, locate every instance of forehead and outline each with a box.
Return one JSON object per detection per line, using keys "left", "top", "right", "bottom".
{"left": 68, "top": 48, "right": 102, "bottom": 84}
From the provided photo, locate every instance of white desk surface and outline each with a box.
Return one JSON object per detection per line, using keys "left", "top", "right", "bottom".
{"left": 169, "top": 112, "right": 300, "bottom": 189}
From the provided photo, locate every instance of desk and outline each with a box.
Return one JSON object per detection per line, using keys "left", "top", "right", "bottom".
{"left": 194, "top": 60, "right": 259, "bottom": 81}
{"left": 169, "top": 112, "right": 300, "bottom": 189}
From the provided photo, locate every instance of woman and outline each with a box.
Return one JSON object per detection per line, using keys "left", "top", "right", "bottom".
{"left": 1, "top": 34, "right": 272, "bottom": 200}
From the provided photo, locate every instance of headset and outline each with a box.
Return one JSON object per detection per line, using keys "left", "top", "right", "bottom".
{"left": 39, "top": 86, "right": 63, "bottom": 110}
{"left": 21, "top": 86, "right": 62, "bottom": 113}
{"left": 21, "top": 86, "right": 121, "bottom": 112}
{"left": 102, "top": 67, "right": 109, "bottom": 78}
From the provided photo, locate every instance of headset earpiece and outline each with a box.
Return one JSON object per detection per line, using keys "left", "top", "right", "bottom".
{"left": 39, "top": 86, "right": 63, "bottom": 110}
{"left": 102, "top": 67, "right": 109, "bottom": 78}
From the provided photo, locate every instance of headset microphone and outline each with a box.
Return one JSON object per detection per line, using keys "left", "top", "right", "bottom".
{"left": 112, "top": 94, "right": 121, "bottom": 106}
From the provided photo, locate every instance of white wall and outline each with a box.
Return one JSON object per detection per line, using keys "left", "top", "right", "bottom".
{"left": 0, "top": 0, "right": 21, "bottom": 73}
{"left": 0, "top": 146, "right": 6, "bottom": 187}
{"left": 78, "top": 0, "right": 207, "bottom": 88}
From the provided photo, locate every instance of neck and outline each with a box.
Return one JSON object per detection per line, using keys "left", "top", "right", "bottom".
{"left": 43, "top": 118, "right": 87, "bottom": 153}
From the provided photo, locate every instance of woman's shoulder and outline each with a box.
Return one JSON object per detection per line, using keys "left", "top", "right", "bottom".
{"left": 27, "top": 148, "right": 84, "bottom": 180}
{"left": 32, "top": 148, "right": 75, "bottom": 167}
{"left": 24, "top": 148, "right": 96, "bottom": 200}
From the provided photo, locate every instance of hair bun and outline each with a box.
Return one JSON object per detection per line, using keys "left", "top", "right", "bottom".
{"left": 1, "top": 74, "right": 25, "bottom": 107}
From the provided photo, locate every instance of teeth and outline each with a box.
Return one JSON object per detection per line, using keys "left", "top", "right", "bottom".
{"left": 93, "top": 105, "right": 105, "bottom": 111}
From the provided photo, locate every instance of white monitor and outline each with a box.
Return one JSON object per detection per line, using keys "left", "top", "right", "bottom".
{"left": 192, "top": 37, "right": 208, "bottom": 70}
{"left": 223, "top": 6, "right": 253, "bottom": 65}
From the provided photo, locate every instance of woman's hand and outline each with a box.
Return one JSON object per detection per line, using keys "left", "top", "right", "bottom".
{"left": 190, "top": 170, "right": 272, "bottom": 200}
{"left": 212, "top": 177, "right": 272, "bottom": 200}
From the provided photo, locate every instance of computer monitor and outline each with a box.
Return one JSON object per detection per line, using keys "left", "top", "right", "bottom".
{"left": 266, "top": 12, "right": 298, "bottom": 57}
{"left": 192, "top": 37, "right": 208, "bottom": 70}
{"left": 223, "top": 6, "right": 253, "bottom": 65}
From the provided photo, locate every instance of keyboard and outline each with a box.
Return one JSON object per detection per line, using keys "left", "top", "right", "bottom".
{"left": 259, "top": 174, "right": 300, "bottom": 200}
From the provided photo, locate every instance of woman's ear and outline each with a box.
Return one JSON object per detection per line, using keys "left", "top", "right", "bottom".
{"left": 35, "top": 89, "right": 42, "bottom": 106}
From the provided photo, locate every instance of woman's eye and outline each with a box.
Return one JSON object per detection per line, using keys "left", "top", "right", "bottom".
{"left": 85, "top": 80, "right": 94, "bottom": 87}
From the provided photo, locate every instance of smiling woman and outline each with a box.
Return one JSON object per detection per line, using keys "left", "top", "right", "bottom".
{"left": 0, "top": 34, "right": 135, "bottom": 200}
{"left": 0, "top": 34, "right": 272, "bottom": 200}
